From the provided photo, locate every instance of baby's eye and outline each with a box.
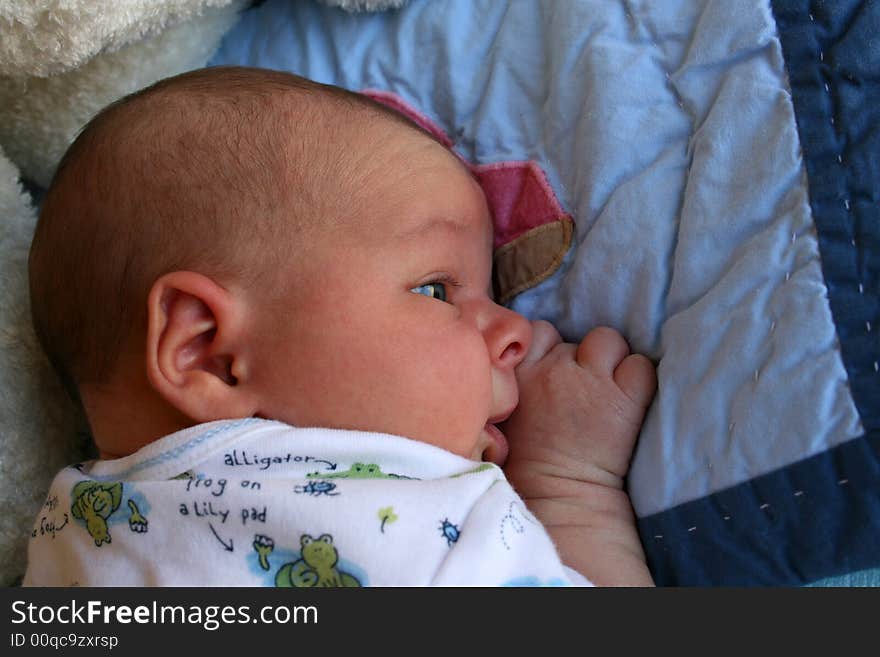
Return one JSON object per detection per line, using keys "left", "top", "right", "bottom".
{"left": 410, "top": 282, "right": 447, "bottom": 302}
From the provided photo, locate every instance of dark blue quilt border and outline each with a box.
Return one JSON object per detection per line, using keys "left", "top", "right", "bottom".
{"left": 638, "top": 430, "right": 880, "bottom": 585}
{"left": 639, "top": 0, "right": 880, "bottom": 586}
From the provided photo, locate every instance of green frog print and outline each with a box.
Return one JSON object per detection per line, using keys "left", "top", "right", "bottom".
{"left": 274, "top": 534, "right": 361, "bottom": 587}
{"left": 307, "top": 462, "right": 414, "bottom": 480}
{"left": 70, "top": 481, "right": 123, "bottom": 546}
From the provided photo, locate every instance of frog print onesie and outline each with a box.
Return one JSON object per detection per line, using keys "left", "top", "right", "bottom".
{"left": 24, "top": 419, "right": 590, "bottom": 586}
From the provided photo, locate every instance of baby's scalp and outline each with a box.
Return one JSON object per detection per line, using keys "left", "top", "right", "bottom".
{"left": 29, "top": 66, "right": 435, "bottom": 398}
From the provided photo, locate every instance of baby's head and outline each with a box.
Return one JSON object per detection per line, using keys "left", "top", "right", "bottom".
{"left": 29, "top": 66, "right": 532, "bottom": 463}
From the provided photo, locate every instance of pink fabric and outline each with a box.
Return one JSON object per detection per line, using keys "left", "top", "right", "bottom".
{"left": 363, "top": 90, "right": 569, "bottom": 248}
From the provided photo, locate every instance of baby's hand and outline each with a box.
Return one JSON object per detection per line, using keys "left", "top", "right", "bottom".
{"left": 502, "top": 322, "right": 657, "bottom": 493}
{"left": 501, "top": 322, "right": 657, "bottom": 585}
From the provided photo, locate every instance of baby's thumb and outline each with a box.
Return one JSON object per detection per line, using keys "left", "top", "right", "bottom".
{"left": 520, "top": 320, "right": 563, "bottom": 366}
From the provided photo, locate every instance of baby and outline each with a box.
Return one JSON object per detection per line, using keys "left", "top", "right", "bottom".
{"left": 24, "top": 66, "right": 656, "bottom": 586}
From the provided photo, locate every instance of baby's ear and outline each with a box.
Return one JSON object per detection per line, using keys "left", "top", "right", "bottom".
{"left": 145, "top": 271, "right": 258, "bottom": 422}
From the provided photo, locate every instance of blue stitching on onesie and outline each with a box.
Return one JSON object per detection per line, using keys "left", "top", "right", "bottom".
{"left": 93, "top": 418, "right": 260, "bottom": 481}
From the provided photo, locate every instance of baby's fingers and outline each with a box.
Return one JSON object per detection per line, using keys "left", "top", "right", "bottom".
{"left": 613, "top": 354, "right": 657, "bottom": 409}
{"left": 575, "top": 326, "right": 630, "bottom": 375}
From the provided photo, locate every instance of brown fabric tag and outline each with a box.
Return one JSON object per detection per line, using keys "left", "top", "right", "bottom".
{"left": 493, "top": 217, "right": 574, "bottom": 305}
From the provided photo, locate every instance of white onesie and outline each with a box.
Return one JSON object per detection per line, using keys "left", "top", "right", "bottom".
{"left": 24, "top": 419, "right": 591, "bottom": 586}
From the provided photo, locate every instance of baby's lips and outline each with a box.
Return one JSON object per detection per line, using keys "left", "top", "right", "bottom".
{"left": 481, "top": 404, "right": 516, "bottom": 465}
{"left": 488, "top": 406, "right": 512, "bottom": 423}
{"left": 482, "top": 422, "right": 509, "bottom": 466}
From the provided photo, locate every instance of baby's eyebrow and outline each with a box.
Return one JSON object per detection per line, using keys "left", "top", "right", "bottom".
{"left": 394, "top": 217, "right": 470, "bottom": 242}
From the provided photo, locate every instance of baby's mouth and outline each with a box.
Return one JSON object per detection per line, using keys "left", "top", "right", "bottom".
{"left": 481, "top": 422, "right": 508, "bottom": 466}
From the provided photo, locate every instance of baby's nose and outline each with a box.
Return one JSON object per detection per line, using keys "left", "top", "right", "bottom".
{"left": 486, "top": 304, "right": 533, "bottom": 369}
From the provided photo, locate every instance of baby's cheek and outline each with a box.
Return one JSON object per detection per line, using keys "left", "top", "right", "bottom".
{"left": 435, "top": 336, "right": 493, "bottom": 419}
{"left": 431, "top": 333, "right": 486, "bottom": 384}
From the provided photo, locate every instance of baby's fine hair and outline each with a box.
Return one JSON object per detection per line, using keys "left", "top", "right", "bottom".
{"left": 29, "top": 66, "right": 427, "bottom": 400}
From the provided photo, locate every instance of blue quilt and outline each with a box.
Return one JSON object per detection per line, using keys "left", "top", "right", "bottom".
{"left": 210, "top": 0, "right": 879, "bottom": 585}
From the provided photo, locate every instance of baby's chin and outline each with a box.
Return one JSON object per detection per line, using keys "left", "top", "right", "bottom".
{"left": 472, "top": 422, "right": 509, "bottom": 465}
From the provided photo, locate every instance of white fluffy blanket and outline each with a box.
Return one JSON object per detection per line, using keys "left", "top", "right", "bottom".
{"left": 0, "top": 146, "right": 89, "bottom": 585}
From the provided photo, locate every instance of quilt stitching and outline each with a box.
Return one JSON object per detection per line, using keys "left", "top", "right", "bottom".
{"left": 778, "top": 1, "right": 879, "bottom": 433}
{"left": 638, "top": 0, "right": 880, "bottom": 585}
